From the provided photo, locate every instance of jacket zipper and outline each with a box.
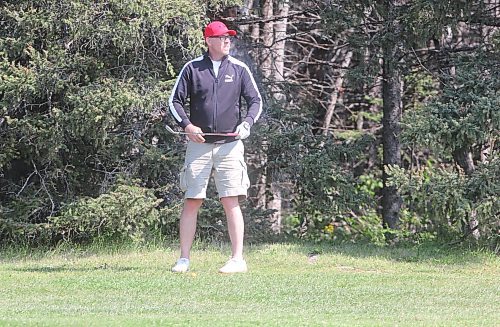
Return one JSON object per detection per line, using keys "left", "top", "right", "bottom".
{"left": 211, "top": 57, "right": 228, "bottom": 134}
{"left": 214, "top": 76, "right": 218, "bottom": 133}
{"left": 209, "top": 58, "right": 218, "bottom": 133}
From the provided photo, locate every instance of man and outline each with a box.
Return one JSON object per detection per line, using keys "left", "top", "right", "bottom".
{"left": 168, "top": 21, "right": 262, "bottom": 273}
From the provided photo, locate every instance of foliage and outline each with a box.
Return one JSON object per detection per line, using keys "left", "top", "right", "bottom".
{"left": 386, "top": 158, "right": 500, "bottom": 244}
{"left": 50, "top": 183, "right": 167, "bottom": 243}
{"left": 0, "top": 0, "right": 225, "bottom": 244}
{"left": 0, "top": 181, "right": 178, "bottom": 244}
{"left": 0, "top": 198, "right": 54, "bottom": 245}
{"left": 397, "top": 49, "right": 499, "bottom": 245}
{"left": 402, "top": 52, "right": 500, "bottom": 155}
{"left": 1, "top": 0, "right": 499, "bottom": 247}
{"left": 283, "top": 133, "right": 378, "bottom": 241}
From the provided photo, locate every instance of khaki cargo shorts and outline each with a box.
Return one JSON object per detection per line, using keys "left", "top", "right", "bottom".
{"left": 179, "top": 140, "right": 250, "bottom": 199}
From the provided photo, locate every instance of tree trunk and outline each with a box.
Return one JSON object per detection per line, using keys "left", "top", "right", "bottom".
{"left": 267, "top": 0, "right": 289, "bottom": 231}
{"left": 272, "top": 0, "right": 289, "bottom": 100}
{"left": 453, "top": 147, "right": 475, "bottom": 175}
{"left": 269, "top": 176, "right": 282, "bottom": 233}
{"left": 322, "top": 49, "right": 353, "bottom": 135}
{"left": 255, "top": 0, "right": 273, "bottom": 221}
{"left": 258, "top": 0, "right": 291, "bottom": 232}
{"left": 261, "top": 0, "right": 274, "bottom": 80}
{"left": 239, "top": 0, "right": 255, "bottom": 34}
{"left": 453, "top": 146, "right": 480, "bottom": 240}
{"left": 381, "top": 0, "right": 403, "bottom": 230}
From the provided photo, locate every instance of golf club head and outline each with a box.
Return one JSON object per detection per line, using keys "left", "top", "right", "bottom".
{"left": 164, "top": 124, "right": 178, "bottom": 135}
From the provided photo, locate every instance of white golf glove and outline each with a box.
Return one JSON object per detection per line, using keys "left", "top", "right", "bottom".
{"left": 235, "top": 121, "right": 251, "bottom": 140}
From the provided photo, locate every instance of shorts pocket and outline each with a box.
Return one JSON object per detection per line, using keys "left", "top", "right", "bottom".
{"left": 179, "top": 165, "right": 188, "bottom": 191}
{"left": 240, "top": 160, "right": 250, "bottom": 190}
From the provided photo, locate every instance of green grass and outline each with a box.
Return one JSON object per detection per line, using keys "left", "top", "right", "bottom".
{"left": 0, "top": 242, "right": 498, "bottom": 326}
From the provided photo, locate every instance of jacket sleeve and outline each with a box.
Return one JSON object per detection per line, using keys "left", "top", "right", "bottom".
{"left": 168, "top": 64, "right": 192, "bottom": 129}
{"left": 240, "top": 67, "right": 262, "bottom": 127}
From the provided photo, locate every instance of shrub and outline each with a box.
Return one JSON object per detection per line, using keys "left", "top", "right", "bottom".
{"left": 386, "top": 157, "right": 500, "bottom": 245}
{"left": 283, "top": 135, "right": 377, "bottom": 242}
{"left": 49, "top": 183, "right": 168, "bottom": 243}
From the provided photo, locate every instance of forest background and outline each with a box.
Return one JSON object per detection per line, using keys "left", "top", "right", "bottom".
{"left": 0, "top": 0, "right": 498, "bottom": 249}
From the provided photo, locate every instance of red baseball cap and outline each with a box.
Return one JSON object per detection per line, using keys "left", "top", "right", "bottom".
{"left": 204, "top": 21, "right": 237, "bottom": 38}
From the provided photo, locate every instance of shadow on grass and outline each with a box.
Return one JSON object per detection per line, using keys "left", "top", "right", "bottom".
{"left": 9, "top": 265, "right": 138, "bottom": 273}
{"left": 249, "top": 240, "right": 495, "bottom": 266}
{"left": 1, "top": 239, "right": 495, "bottom": 267}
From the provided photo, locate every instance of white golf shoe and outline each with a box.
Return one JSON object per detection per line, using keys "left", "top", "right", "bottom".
{"left": 171, "top": 258, "right": 190, "bottom": 273}
{"left": 219, "top": 258, "right": 248, "bottom": 274}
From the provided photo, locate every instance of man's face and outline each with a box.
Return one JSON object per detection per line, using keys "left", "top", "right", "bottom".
{"left": 206, "top": 34, "right": 232, "bottom": 57}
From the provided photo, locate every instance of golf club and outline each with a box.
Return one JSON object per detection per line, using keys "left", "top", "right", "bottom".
{"left": 165, "top": 124, "right": 239, "bottom": 137}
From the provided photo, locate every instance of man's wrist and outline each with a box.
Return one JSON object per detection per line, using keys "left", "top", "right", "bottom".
{"left": 180, "top": 119, "right": 192, "bottom": 129}
{"left": 243, "top": 117, "right": 254, "bottom": 127}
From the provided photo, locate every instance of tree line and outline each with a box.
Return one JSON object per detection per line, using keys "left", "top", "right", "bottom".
{"left": 0, "top": 0, "right": 498, "bottom": 247}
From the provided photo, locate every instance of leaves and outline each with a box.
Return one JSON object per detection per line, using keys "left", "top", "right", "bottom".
{"left": 0, "top": 0, "right": 203, "bottom": 243}
{"left": 49, "top": 183, "right": 167, "bottom": 243}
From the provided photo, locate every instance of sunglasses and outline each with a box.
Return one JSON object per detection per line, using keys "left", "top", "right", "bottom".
{"left": 209, "top": 35, "right": 234, "bottom": 42}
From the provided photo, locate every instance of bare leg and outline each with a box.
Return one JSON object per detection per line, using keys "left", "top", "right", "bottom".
{"left": 179, "top": 198, "right": 203, "bottom": 259}
{"left": 220, "top": 196, "right": 244, "bottom": 259}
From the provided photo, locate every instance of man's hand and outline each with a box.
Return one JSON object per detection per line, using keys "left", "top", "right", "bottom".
{"left": 185, "top": 124, "right": 205, "bottom": 143}
{"left": 235, "top": 122, "right": 251, "bottom": 140}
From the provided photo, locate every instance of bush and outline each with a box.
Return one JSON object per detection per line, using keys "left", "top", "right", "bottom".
{"left": 283, "top": 135, "right": 377, "bottom": 242}
{"left": 0, "top": 197, "right": 54, "bottom": 246}
{"left": 0, "top": 0, "right": 208, "bottom": 244}
{"left": 49, "top": 183, "right": 170, "bottom": 243}
{"left": 386, "top": 157, "right": 500, "bottom": 245}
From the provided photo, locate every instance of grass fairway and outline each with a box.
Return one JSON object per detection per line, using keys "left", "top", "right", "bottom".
{"left": 0, "top": 242, "right": 498, "bottom": 326}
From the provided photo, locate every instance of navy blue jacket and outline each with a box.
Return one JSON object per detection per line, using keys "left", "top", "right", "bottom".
{"left": 168, "top": 53, "right": 262, "bottom": 143}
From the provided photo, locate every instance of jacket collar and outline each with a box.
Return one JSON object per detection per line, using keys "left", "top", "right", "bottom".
{"left": 204, "top": 51, "right": 229, "bottom": 63}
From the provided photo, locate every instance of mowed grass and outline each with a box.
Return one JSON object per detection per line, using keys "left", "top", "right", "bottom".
{"left": 0, "top": 242, "right": 498, "bottom": 326}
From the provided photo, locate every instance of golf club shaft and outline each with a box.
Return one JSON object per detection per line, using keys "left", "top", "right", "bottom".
{"left": 165, "top": 125, "right": 238, "bottom": 137}
{"left": 175, "top": 131, "right": 238, "bottom": 137}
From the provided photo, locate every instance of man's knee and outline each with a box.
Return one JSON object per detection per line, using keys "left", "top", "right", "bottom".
{"left": 184, "top": 198, "right": 204, "bottom": 210}
{"left": 220, "top": 196, "right": 240, "bottom": 209}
